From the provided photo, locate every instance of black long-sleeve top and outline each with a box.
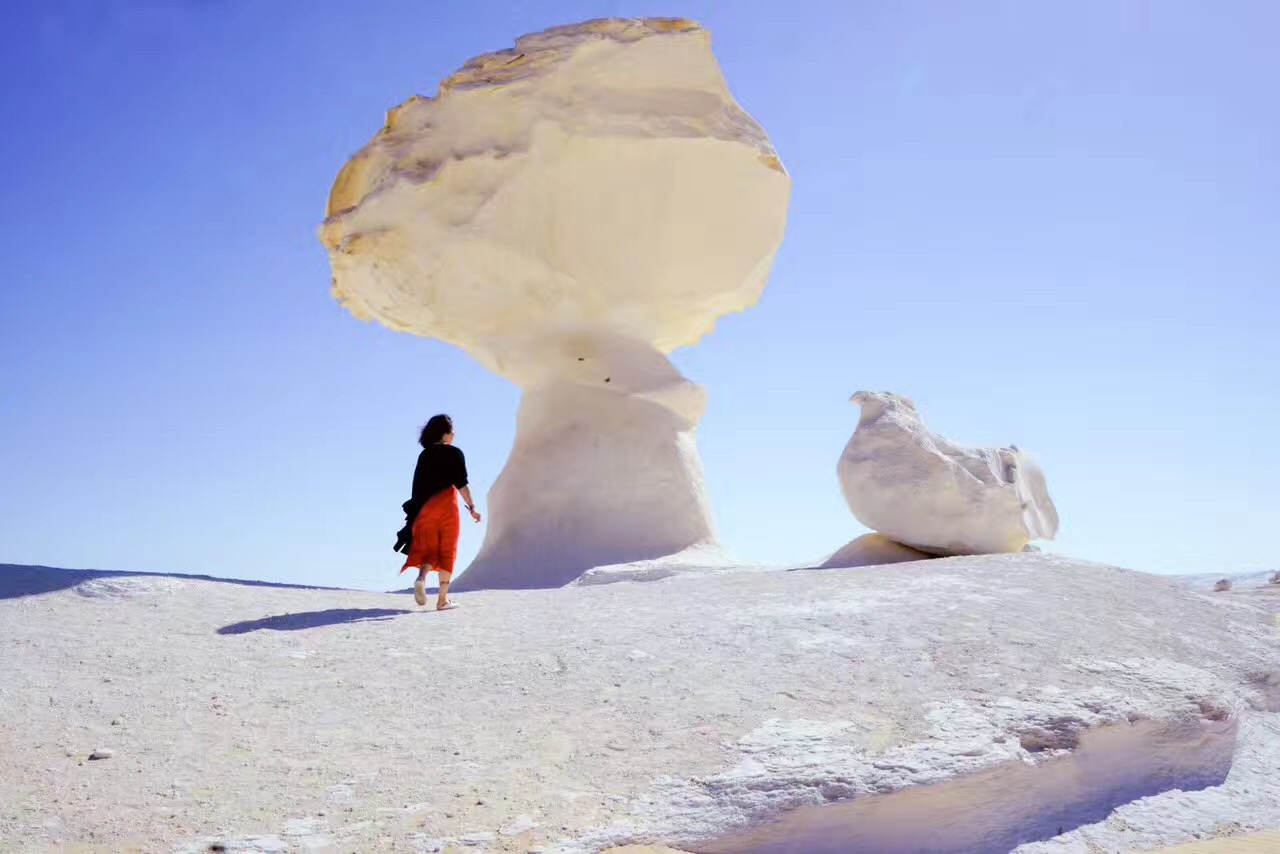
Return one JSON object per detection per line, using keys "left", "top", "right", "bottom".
{"left": 402, "top": 444, "right": 469, "bottom": 522}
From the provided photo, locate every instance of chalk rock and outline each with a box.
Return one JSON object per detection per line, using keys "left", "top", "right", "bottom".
{"left": 818, "top": 533, "right": 933, "bottom": 569}
{"left": 1174, "top": 570, "right": 1280, "bottom": 592}
{"left": 838, "top": 392, "right": 1059, "bottom": 555}
{"left": 76, "top": 577, "right": 183, "bottom": 599}
{"left": 573, "top": 544, "right": 741, "bottom": 586}
{"left": 320, "top": 18, "right": 789, "bottom": 589}
{"left": 5, "top": 557, "right": 1280, "bottom": 852}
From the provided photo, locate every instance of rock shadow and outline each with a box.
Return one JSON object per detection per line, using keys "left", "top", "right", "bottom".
{"left": 1, "top": 563, "right": 342, "bottom": 601}
{"left": 217, "top": 608, "right": 412, "bottom": 635}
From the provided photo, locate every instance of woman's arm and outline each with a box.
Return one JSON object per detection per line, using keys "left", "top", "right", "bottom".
{"left": 453, "top": 448, "right": 480, "bottom": 522}
{"left": 459, "top": 485, "right": 481, "bottom": 523}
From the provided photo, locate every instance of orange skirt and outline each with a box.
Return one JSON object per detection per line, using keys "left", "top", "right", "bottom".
{"left": 401, "top": 487, "right": 461, "bottom": 575}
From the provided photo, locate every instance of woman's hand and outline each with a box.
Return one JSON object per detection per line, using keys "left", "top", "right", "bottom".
{"left": 459, "top": 487, "right": 481, "bottom": 524}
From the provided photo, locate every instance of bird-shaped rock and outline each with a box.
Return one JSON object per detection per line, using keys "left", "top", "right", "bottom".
{"left": 838, "top": 391, "right": 1059, "bottom": 556}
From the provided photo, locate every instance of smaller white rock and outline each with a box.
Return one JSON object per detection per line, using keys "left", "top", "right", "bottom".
{"left": 88, "top": 748, "right": 114, "bottom": 760}
{"left": 838, "top": 391, "right": 1059, "bottom": 555}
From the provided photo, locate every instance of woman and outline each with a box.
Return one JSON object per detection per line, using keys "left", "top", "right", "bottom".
{"left": 397, "top": 414, "right": 481, "bottom": 610}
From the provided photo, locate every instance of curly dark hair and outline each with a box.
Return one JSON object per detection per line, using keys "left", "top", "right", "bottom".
{"left": 418, "top": 414, "right": 454, "bottom": 448}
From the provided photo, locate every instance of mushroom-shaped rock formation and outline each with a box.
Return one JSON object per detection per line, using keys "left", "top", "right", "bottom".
{"left": 838, "top": 391, "right": 1059, "bottom": 556}
{"left": 320, "top": 18, "right": 790, "bottom": 589}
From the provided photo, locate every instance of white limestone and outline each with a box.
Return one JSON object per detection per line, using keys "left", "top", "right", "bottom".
{"left": 817, "top": 533, "right": 933, "bottom": 569}
{"left": 75, "top": 576, "right": 184, "bottom": 599}
{"left": 838, "top": 391, "right": 1060, "bottom": 556}
{"left": 320, "top": 18, "right": 790, "bottom": 589}
{"left": 1175, "top": 569, "right": 1279, "bottom": 592}
{"left": 4, "top": 555, "right": 1278, "bottom": 853}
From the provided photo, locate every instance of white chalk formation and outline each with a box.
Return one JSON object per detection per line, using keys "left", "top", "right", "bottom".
{"left": 320, "top": 18, "right": 790, "bottom": 589}
{"left": 6, "top": 557, "right": 1280, "bottom": 852}
{"left": 838, "top": 391, "right": 1059, "bottom": 556}
{"left": 818, "top": 533, "right": 933, "bottom": 570}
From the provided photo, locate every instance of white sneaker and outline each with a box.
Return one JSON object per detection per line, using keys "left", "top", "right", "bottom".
{"left": 413, "top": 578, "right": 426, "bottom": 606}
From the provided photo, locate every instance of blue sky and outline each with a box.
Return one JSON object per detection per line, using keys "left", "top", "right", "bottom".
{"left": 1, "top": 1, "right": 1276, "bottom": 590}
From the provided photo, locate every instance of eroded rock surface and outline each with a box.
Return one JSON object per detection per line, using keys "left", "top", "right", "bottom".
{"left": 3, "top": 557, "right": 1277, "bottom": 853}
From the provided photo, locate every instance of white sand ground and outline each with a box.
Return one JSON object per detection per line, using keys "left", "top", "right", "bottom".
{"left": 1, "top": 555, "right": 1278, "bottom": 853}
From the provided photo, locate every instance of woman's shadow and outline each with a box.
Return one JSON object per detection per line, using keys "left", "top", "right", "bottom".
{"left": 218, "top": 608, "right": 412, "bottom": 635}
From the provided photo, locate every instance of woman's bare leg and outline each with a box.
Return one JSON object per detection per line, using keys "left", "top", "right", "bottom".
{"left": 436, "top": 571, "right": 456, "bottom": 610}
{"left": 413, "top": 566, "right": 431, "bottom": 606}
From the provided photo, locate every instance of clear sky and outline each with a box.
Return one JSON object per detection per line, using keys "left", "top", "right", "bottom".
{"left": 2, "top": 1, "right": 1276, "bottom": 590}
